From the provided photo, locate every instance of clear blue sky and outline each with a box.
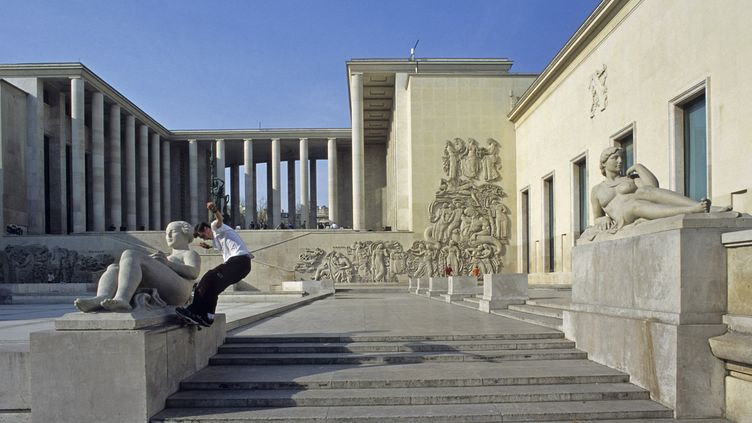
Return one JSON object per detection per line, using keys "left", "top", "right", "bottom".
{"left": 1, "top": 0, "right": 600, "bottom": 214}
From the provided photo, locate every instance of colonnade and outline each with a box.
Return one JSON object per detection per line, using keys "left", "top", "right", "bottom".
{"left": 39, "top": 76, "right": 363, "bottom": 233}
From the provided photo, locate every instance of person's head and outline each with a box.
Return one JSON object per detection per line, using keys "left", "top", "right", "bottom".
{"left": 599, "top": 146, "right": 624, "bottom": 176}
{"left": 193, "top": 222, "right": 213, "bottom": 240}
{"left": 165, "top": 221, "right": 194, "bottom": 248}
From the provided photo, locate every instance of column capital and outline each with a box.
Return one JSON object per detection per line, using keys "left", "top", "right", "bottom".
{"left": 215, "top": 138, "right": 224, "bottom": 142}
{"left": 299, "top": 137, "right": 308, "bottom": 142}
{"left": 327, "top": 137, "right": 337, "bottom": 142}
{"left": 188, "top": 138, "right": 197, "bottom": 143}
{"left": 243, "top": 138, "right": 253, "bottom": 142}
{"left": 271, "top": 137, "right": 280, "bottom": 141}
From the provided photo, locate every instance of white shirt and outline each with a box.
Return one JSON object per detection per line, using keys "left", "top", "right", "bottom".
{"left": 211, "top": 222, "right": 252, "bottom": 262}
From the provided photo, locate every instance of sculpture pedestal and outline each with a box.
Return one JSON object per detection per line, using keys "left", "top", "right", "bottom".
{"left": 565, "top": 213, "right": 752, "bottom": 418}
{"left": 427, "top": 277, "right": 448, "bottom": 297}
{"left": 415, "top": 277, "right": 429, "bottom": 295}
{"left": 441, "top": 276, "right": 478, "bottom": 302}
{"left": 30, "top": 309, "right": 225, "bottom": 423}
{"left": 478, "top": 273, "right": 528, "bottom": 312}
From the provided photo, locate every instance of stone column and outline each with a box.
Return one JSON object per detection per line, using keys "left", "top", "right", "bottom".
{"left": 299, "top": 138, "right": 309, "bottom": 228}
{"left": 215, "top": 139, "right": 225, "bottom": 184}
{"left": 266, "top": 163, "right": 272, "bottom": 228}
{"left": 161, "top": 141, "right": 171, "bottom": 225}
{"left": 350, "top": 72, "right": 365, "bottom": 230}
{"left": 287, "top": 159, "right": 295, "bottom": 226}
{"left": 231, "top": 164, "right": 240, "bottom": 227}
{"left": 327, "top": 137, "right": 338, "bottom": 225}
{"left": 57, "top": 93, "right": 68, "bottom": 233}
{"left": 70, "top": 77, "right": 86, "bottom": 232}
{"left": 108, "top": 104, "right": 121, "bottom": 230}
{"left": 310, "top": 159, "right": 317, "bottom": 227}
{"left": 26, "top": 79, "right": 45, "bottom": 234}
{"left": 150, "top": 133, "right": 161, "bottom": 230}
{"left": 188, "top": 139, "right": 198, "bottom": 224}
{"left": 125, "top": 115, "right": 136, "bottom": 229}
{"left": 271, "top": 138, "right": 281, "bottom": 228}
{"left": 243, "top": 139, "right": 255, "bottom": 228}
{"left": 197, "top": 144, "right": 208, "bottom": 221}
{"left": 90, "top": 92, "right": 105, "bottom": 232}
{"left": 138, "top": 125, "right": 149, "bottom": 230}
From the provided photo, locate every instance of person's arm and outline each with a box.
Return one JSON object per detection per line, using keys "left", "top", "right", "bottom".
{"left": 207, "top": 202, "right": 223, "bottom": 229}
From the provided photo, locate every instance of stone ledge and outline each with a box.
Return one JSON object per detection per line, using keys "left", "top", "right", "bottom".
{"left": 709, "top": 332, "right": 752, "bottom": 367}
{"left": 568, "top": 302, "right": 719, "bottom": 326}
{"left": 721, "top": 228, "right": 752, "bottom": 247}
{"left": 54, "top": 307, "right": 176, "bottom": 330}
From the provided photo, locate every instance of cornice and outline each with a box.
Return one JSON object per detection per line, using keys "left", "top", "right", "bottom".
{"left": 169, "top": 128, "right": 352, "bottom": 141}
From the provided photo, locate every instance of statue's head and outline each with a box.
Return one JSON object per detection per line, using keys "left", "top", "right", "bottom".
{"left": 599, "top": 146, "right": 624, "bottom": 176}
{"left": 165, "top": 221, "right": 194, "bottom": 248}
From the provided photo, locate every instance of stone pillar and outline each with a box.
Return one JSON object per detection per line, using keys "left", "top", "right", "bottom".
{"left": 70, "top": 77, "right": 86, "bottom": 232}
{"left": 26, "top": 79, "right": 45, "bottom": 234}
{"left": 161, "top": 141, "right": 171, "bottom": 225}
{"left": 108, "top": 104, "right": 121, "bottom": 230}
{"left": 90, "top": 92, "right": 105, "bottom": 232}
{"left": 327, "top": 137, "right": 338, "bottom": 225}
{"left": 188, "top": 139, "right": 198, "bottom": 225}
{"left": 299, "top": 138, "right": 309, "bottom": 228}
{"left": 350, "top": 73, "right": 365, "bottom": 230}
{"left": 243, "top": 139, "right": 255, "bottom": 228}
{"left": 56, "top": 93, "right": 68, "bottom": 233}
{"left": 310, "top": 159, "right": 317, "bottom": 227}
{"left": 124, "top": 115, "right": 137, "bottom": 229}
{"left": 266, "top": 162, "right": 272, "bottom": 228}
{"left": 231, "top": 164, "right": 240, "bottom": 228}
{"left": 271, "top": 138, "right": 281, "bottom": 228}
{"left": 197, "top": 144, "right": 208, "bottom": 222}
{"left": 215, "top": 139, "right": 225, "bottom": 185}
{"left": 138, "top": 125, "right": 149, "bottom": 230}
{"left": 286, "top": 159, "right": 295, "bottom": 226}
{"left": 150, "top": 133, "right": 161, "bottom": 230}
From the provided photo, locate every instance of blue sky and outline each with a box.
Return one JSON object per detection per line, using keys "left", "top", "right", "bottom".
{"left": 1, "top": 0, "right": 600, "bottom": 213}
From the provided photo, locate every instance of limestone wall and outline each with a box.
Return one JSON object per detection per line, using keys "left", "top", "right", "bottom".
{"left": 0, "top": 80, "right": 29, "bottom": 233}
{"left": 512, "top": 0, "right": 752, "bottom": 276}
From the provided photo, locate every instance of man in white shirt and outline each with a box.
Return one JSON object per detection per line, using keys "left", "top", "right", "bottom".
{"left": 176, "top": 202, "right": 252, "bottom": 327}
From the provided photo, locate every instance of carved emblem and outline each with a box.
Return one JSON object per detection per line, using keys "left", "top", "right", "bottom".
{"left": 295, "top": 137, "right": 510, "bottom": 282}
{"left": 588, "top": 64, "right": 608, "bottom": 118}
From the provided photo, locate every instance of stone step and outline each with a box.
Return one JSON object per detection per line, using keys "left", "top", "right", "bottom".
{"left": 209, "top": 348, "right": 587, "bottom": 365}
{"left": 508, "top": 304, "right": 564, "bottom": 319}
{"left": 166, "top": 382, "right": 650, "bottom": 407}
{"left": 525, "top": 298, "right": 572, "bottom": 310}
{"left": 224, "top": 332, "right": 564, "bottom": 343}
{"left": 492, "top": 309, "right": 563, "bottom": 331}
{"left": 462, "top": 296, "right": 481, "bottom": 304}
{"left": 181, "top": 360, "right": 631, "bottom": 390}
{"left": 217, "top": 338, "right": 576, "bottom": 354}
{"left": 152, "top": 400, "right": 673, "bottom": 422}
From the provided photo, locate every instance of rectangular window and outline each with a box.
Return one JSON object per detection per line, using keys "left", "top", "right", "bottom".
{"left": 683, "top": 94, "right": 707, "bottom": 201}
{"left": 573, "top": 158, "right": 588, "bottom": 236}
{"left": 543, "top": 176, "right": 555, "bottom": 273}
{"left": 615, "top": 133, "right": 634, "bottom": 176}
{"left": 521, "top": 189, "right": 530, "bottom": 273}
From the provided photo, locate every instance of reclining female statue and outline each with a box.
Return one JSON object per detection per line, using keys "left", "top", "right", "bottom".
{"left": 591, "top": 146, "right": 710, "bottom": 232}
{"left": 74, "top": 221, "right": 201, "bottom": 312}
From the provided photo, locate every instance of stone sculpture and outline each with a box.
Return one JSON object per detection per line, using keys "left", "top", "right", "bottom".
{"left": 0, "top": 245, "right": 112, "bottom": 284}
{"left": 74, "top": 221, "right": 200, "bottom": 312}
{"left": 589, "top": 64, "right": 608, "bottom": 118}
{"left": 582, "top": 146, "right": 720, "bottom": 241}
{"left": 295, "top": 137, "right": 511, "bottom": 282}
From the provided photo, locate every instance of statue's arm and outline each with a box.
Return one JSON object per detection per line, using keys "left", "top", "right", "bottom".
{"left": 165, "top": 251, "right": 201, "bottom": 280}
{"left": 627, "top": 164, "right": 659, "bottom": 188}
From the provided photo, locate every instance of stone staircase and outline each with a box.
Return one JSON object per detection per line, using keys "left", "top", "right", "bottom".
{"left": 152, "top": 331, "right": 677, "bottom": 422}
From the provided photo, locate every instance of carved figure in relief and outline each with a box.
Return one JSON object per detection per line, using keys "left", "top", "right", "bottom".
{"left": 480, "top": 138, "right": 502, "bottom": 182}
{"left": 408, "top": 241, "right": 434, "bottom": 278}
{"left": 314, "top": 250, "right": 352, "bottom": 284}
{"left": 589, "top": 64, "right": 608, "bottom": 118}
{"left": 442, "top": 240, "right": 462, "bottom": 276}
{"left": 461, "top": 138, "right": 480, "bottom": 179}
{"left": 472, "top": 243, "right": 498, "bottom": 274}
{"left": 442, "top": 138, "right": 466, "bottom": 182}
{"left": 74, "top": 221, "right": 200, "bottom": 312}
{"left": 588, "top": 146, "right": 711, "bottom": 234}
{"left": 371, "top": 243, "right": 387, "bottom": 282}
{"left": 490, "top": 201, "right": 510, "bottom": 242}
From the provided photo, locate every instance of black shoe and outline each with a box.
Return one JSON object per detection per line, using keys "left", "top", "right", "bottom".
{"left": 175, "top": 306, "right": 201, "bottom": 326}
{"left": 196, "top": 313, "right": 214, "bottom": 327}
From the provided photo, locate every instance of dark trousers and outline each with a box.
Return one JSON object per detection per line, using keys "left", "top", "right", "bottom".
{"left": 189, "top": 255, "right": 251, "bottom": 316}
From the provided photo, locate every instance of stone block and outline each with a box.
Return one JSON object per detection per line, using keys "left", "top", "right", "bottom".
{"left": 427, "top": 277, "right": 448, "bottom": 297}
{"left": 478, "top": 273, "right": 528, "bottom": 312}
{"left": 726, "top": 373, "right": 752, "bottom": 423}
{"left": 447, "top": 276, "right": 478, "bottom": 295}
{"left": 30, "top": 314, "right": 225, "bottom": 423}
{"left": 55, "top": 308, "right": 175, "bottom": 330}
{"left": 408, "top": 278, "right": 417, "bottom": 291}
{"left": 281, "top": 280, "right": 332, "bottom": 294}
{"left": 565, "top": 214, "right": 752, "bottom": 418}
{"left": 416, "top": 277, "right": 429, "bottom": 295}
{"left": 0, "top": 345, "right": 29, "bottom": 410}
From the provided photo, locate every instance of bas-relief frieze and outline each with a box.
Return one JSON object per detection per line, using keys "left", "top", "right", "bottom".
{"left": 296, "top": 137, "right": 510, "bottom": 282}
{"left": 0, "top": 245, "right": 113, "bottom": 284}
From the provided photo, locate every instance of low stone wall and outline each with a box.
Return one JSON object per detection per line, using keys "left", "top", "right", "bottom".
{"left": 564, "top": 213, "right": 752, "bottom": 418}
{"left": 0, "top": 344, "right": 30, "bottom": 421}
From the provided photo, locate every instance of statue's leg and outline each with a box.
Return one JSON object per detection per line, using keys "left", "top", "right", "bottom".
{"left": 74, "top": 264, "right": 119, "bottom": 312}
{"left": 629, "top": 199, "right": 705, "bottom": 221}
{"left": 101, "top": 250, "right": 147, "bottom": 311}
{"left": 138, "top": 258, "right": 193, "bottom": 305}
{"left": 634, "top": 186, "right": 701, "bottom": 207}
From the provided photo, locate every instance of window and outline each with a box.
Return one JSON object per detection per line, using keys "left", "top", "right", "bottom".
{"left": 573, "top": 157, "right": 588, "bottom": 236}
{"left": 520, "top": 189, "right": 530, "bottom": 273}
{"left": 543, "top": 175, "right": 555, "bottom": 272}
{"left": 615, "top": 133, "right": 633, "bottom": 176}
{"left": 683, "top": 94, "right": 707, "bottom": 201}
